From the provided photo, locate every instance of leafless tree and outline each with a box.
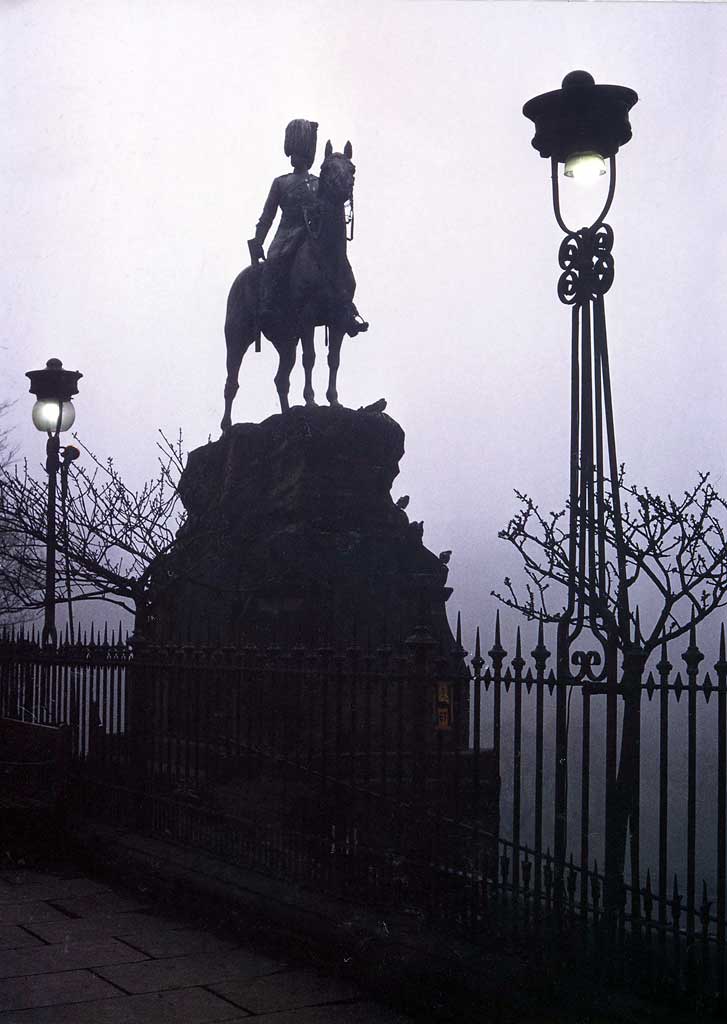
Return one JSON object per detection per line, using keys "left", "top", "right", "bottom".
{"left": 0, "top": 401, "right": 27, "bottom": 621}
{"left": 0, "top": 431, "right": 186, "bottom": 628}
{"left": 494, "top": 469, "right": 727, "bottom": 656}
{"left": 495, "top": 468, "right": 727, "bottom": 882}
{"left": 0, "top": 402, "right": 16, "bottom": 467}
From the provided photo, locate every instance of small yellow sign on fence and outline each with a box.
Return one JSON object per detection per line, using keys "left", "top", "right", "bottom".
{"left": 435, "top": 683, "right": 451, "bottom": 731}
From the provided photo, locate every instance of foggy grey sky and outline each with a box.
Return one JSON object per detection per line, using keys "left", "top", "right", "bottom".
{"left": 3, "top": 0, "right": 727, "bottom": 641}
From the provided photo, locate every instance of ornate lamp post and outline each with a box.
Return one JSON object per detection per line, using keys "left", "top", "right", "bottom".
{"left": 26, "top": 358, "right": 83, "bottom": 645}
{"left": 523, "top": 72, "right": 638, "bottom": 890}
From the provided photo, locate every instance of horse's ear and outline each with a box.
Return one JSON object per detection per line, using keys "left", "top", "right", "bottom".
{"left": 344, "top": 140, "right": 353, "bottom": 159}
{"left": 324, "top": 140, "right": 333, "bottom": 158}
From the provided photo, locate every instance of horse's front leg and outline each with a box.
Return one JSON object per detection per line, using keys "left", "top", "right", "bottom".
{"left": 221, "top": 328, "right": 252, "bottom": 432}
{"left": 300, "top": 326, "right": 316, "bottom": 406}
{"left": 326, "top": 327, "right": 345, "bottom": 407}
{"left": 273, "top": 337, "right": 297, "bottom": 413}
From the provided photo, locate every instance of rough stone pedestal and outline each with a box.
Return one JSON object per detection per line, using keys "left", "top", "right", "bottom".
{"left": 145, "top": 405, "right": 455, "bottom": 648}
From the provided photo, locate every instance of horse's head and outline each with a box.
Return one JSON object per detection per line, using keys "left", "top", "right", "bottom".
{"left": 318, "top": 140, "right": 355, "bottom": 205}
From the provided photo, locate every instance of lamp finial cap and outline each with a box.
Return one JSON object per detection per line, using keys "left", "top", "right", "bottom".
{"left": 562, "top": 70, "right": 595, "bottom": 89}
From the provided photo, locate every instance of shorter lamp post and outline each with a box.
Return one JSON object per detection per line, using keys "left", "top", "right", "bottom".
{"left": 26, "top": 358, "right": 83, "bottom": 645}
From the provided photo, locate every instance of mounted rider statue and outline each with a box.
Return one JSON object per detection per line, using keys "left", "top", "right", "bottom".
{"left": 221, "top": 118, "right": 368, "bottom": 429}
{"left": 249, "top": 118, "right": 368, "bottom": 340}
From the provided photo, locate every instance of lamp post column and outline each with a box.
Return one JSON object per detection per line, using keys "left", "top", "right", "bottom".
{"left": 43, "top": 431, "right": 61, "bottom": 646}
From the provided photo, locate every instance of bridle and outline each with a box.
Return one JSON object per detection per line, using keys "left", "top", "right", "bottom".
{"left": 307, "top": 155, "right": 355, "bottom": 242}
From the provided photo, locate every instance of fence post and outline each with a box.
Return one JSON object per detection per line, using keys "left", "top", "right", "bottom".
{"left": 554, "top": 620, "right": 570, "bottom": 888}
{"left": 656, "top": 634, "right": 672, "bottom": 975}
{"left": 405, "top": 618, "right": 436, "bottom": 801}
{"left": 682, "top": 616, "right": 704, "bottom": 993}
{"left": 511, "top": 628, "right": 525, "bottom": 892}
{"left": 715, "top": 625, "right": 727, "bottom": 1005}
{"left": 128, "top": 635, "right": 150, "bottom": 830}
{"left": 531, "top": 622, "right": 551, "bottom": 903}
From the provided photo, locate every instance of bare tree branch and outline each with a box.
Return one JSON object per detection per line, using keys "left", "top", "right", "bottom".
{"left": 0, "top": 429, "right": 188, "bottom": 625}
{"left": 494, "top": 470, "right": 727, "bottom": 655}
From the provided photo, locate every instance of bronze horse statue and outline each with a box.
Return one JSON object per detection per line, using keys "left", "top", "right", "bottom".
{"left": 221, "top": 142, "right": 365, "bottom": 430}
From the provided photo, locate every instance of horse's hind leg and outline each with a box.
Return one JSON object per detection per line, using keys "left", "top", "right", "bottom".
{"left": 273, "top": 337, "right": 297, "bottom": 413}
{"left": 221, "top": 327, "right": 251, "bottom": 432}
{"left": 326, "top": 327, "right": 345, "bottom": 407}
{"left": 301, "top": 326, "right": 316, "bottom": 406}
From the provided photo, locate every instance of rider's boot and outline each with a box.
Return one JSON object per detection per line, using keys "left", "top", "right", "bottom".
{"left": 259, "top": 284, "right": 276, "bottom": 337}
{"left": 259, "top": 261, "right": 285, "bottom": 336}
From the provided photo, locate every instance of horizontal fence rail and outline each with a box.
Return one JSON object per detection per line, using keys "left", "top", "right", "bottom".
{"left": 1, "top": 617, "right": 725, "bottom": 1009}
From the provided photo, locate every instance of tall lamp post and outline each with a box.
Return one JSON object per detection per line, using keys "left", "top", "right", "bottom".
{"left": 26, "top": 358, "right": 83, "bottom": 646}
{"left": 523, "top": 72, "right": 638, "bottom": 894}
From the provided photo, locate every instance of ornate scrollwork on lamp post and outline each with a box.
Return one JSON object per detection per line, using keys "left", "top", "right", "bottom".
{"left": 523, "top": 70, "right": 638, "bottom": 882}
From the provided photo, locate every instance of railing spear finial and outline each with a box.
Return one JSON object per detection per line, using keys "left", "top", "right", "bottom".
{"left": 472, "top": 625, "right": 484, "bottom": 676}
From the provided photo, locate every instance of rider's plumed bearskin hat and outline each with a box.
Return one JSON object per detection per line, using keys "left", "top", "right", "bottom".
{"left": 284, "top": 119, "right": 318, "bottom": 167}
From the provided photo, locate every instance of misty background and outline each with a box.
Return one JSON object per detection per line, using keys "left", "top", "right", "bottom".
{"left": 3, "top": 0, "right": 727, "bottom": 647}
{"left": 3, "top": 0, "right": 727, "bottom": 891}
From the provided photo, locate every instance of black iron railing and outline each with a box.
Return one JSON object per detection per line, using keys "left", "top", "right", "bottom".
{"left": 0, "top": 618, "right": 725, "bottom": 1008}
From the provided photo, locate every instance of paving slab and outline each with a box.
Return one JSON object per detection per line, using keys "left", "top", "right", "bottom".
{"left": 19, "top": 912, "right": 198, "bottom": 946}
{"left": 94, "top": 948, "right": 284, "bottom": 994}
{"left": 237, "top": 1003, "right": 411, "bottom": 1023}
{"left": 0, "top": 938, "right": 147, "bottom": 979}
{"left": 210, "top": 967, "right": 362, "bottom": 1014}
{"left": 0, "top": 905, "right": 72, "bottom": 928}
{"left": 0, "top": 875, "right": 109, "bottom": 897}
{"left": 0, "top": 984, "right": 247, "bottom": 1023}
{"left": 0, "top": 873, "right": 73, "bottom": 888}
{"left": 0, "top": 927, "right": 44, "bottom": 952}
{"left": 0, "top": 969, "right": 120, "bottom": 1012}
{"left": 115, "top": 927, "right": 238, "bottom": 958}
{"left": 45, "top": 892, "right": 152, "bottom": 917}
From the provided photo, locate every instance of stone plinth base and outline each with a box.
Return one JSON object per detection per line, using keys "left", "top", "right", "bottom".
{"left": 144, "top": 405, "right": 455, "bottom": 648}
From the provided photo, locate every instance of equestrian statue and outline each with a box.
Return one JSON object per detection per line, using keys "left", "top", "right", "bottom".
{"left": 221, "top": 119, "right": 368, "bottom": 430}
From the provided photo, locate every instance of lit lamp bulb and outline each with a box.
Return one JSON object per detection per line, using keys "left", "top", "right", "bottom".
{"left": 31, "top": 399, "right": 76, "bottom": 433}
{"left": 564, "top": 151, "right": 606, "bottom": 186}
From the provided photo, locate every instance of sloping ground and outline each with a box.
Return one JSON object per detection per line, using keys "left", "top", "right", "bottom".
{"left": 62, "top": 818, "right": 704, "bottom": 1024}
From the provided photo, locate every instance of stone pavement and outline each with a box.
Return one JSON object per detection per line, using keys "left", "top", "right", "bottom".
{"left": 0, "top": 866, "right": 412, "bottom": 1023}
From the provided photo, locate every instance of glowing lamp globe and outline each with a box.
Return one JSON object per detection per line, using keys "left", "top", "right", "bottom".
{"left": 26, "top": 358, "right": 83, "bottom": 434}
{"left": 31, "top": 399, "right": 76, "bottom": 432}
{"left": 564, "top": 151, "right": 607, "bottom": 186}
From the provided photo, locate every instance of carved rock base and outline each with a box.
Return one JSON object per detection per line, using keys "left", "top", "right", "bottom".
{"left": 144, "top": 405, "right": 455, "bottom": 648}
